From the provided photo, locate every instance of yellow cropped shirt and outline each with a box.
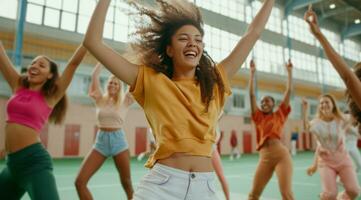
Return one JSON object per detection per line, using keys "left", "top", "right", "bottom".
{"left": 131, "top": 64, "right": 231, "bottom": 168}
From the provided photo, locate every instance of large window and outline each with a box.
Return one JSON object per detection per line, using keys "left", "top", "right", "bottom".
{"left": 318, "top": 58, "right": 344, "bottom": 88}
{"left": 288, "top": 49, "right": 318, "bottom": 82}
{"left": 0, "top": 0, "right": 18, "bottom": 19}
{"left": 286, "top": 15, "right": 315, "bottom": 45}
{"left": 321, "top": 28, "right": 341, "bottom": 54}
{"left": 252, "top": 41, "right": 284, "bottom": 74}
{"left": 203, "top": 24, "right": 239, "bottom": 62}
{"left": 233, "top": 93, "right": 246, "bottom": 109}
{"left": 250, "top": 1, "right": 282, "bottom": 33}
{"left": 24, "top": 0, "right": 135, "bottom": 42}
{"left": 194, "top": 0, "right": 246, "bottom": 21}
{"left": 344, "top": 39, "right": 361, "bottom": 62}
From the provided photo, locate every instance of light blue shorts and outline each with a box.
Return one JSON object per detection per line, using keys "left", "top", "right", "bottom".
{"left": 93, "top": 129, "right": 129, "bottom": 157}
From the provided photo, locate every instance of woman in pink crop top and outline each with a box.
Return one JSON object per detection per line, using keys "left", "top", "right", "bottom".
{"left": 303, "top": 96, "right": 360, "bottom": 200}
{"left": 0, "top": 42, "right": 86, "bottom": 200}
{"left": 83, "top": 0, "right": 274, "bottom": 199}
{"left": 75, "top": 63, "right": 134, "bottom": 200}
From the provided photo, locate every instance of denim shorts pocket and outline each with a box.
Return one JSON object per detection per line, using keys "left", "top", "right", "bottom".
{"left": 207, "top": 180, "right": 217, "bottom": 193}
{"left": 142, "top": 170, "right": 170, "bottom": 185}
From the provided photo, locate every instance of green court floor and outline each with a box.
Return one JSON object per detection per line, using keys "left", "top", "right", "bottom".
{"left": 1, "top": 151, "right": 361, "bottom": 200}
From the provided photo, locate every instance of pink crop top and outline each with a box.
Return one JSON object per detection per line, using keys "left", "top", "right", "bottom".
{"left": 6, "top": 88, "right": 53, "bottom": 132}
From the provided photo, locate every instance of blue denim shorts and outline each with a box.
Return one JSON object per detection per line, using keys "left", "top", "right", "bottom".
{"left": 93, "top": 129, "right": 129, "bottom": 157}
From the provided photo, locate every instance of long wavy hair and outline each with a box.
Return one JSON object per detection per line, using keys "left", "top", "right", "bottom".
{"left": 20, "top": 56, "right": 68, "bottom": 124}
{"left": 127, "top": 0, "right": 224, "bottom": 111}
{"left": 346, "top": 62, "right": 361, "bottom": 126}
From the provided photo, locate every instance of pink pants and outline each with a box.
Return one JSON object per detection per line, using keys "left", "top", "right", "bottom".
{"left": 319, "top": 155, "right": 360, "bottom": 200}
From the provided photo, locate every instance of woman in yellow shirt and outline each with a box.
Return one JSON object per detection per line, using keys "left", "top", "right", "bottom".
{"left": 83, "top": 0, "right": 274, "bottom": 199}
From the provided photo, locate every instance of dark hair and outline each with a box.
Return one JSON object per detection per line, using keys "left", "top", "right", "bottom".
{"left": 346, "top": 62, "right": 361, "bottom": 126}
{"left": 20, "top": 56, "right": 68, "bottom": 124}
{"left": 262, "top": 95, "right": 275, "bottom": 104}
{"left": 128, "top": 0, "right": 224, "bottom": 111}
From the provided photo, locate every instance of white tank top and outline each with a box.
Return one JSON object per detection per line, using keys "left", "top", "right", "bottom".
{"left": 96, "top": 101, "right": 130, "bottom": 129}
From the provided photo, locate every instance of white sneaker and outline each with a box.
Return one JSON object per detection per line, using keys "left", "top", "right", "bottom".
{"left": 137, "top": 152, "right": 145, "bottom": 161}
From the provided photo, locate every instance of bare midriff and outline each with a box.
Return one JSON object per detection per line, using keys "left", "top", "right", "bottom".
{"left": 5, "top": 123, "right": 40, "bottom": 153}
{"left": 157, "top": 152, "right": 213, "bottom": 172}
{"left": 99, "top": 127, "right": 121, "bottom": 132}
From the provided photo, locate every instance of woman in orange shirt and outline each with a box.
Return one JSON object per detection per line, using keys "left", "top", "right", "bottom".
{"left": 248, "top": 59, "right": 294, "bottom": 200}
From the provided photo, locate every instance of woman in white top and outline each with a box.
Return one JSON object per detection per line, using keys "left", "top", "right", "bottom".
{"left": 302, "top": 95, "right": 360, "bottom": 200}
{"left": 344, "top": 112, "right": 361, "bottom": 173}
{"left": 75, "top": 63, "right": 134, "bottom": 200}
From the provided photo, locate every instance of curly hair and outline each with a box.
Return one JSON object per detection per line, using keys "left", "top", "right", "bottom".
{"left": 346, "top": 62, "right": 361, "bottom": 126}
{"left": 127, "top": 0, "right": 225, "bottom": 111}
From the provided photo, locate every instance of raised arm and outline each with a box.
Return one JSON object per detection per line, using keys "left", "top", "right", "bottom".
{"left": 249, "top": 60, "right": 258, "bottom": 114}
{"left": 0, "top": 41, "right": 21, "bottom": 92}
{"left": 307, "top": 145, "right": 319, "bottom": 176}
{"left": 88, "top": 63, "right": 103, "bottom": 101}
{"left": 122, "top": 92, "right": 135, "bottom": 107}
{"left": 282, "top": 59, "right": 293, "bottom": 108}
{"left": 301, "top": 98, "right": 310, "bottom": 133}
{"left": 219, "top": 0, "right": 275, "bottom": 78}
{"left": 83, "top": 0, "right": 138, "bottom": 86}
{"left": 304, "top": 6, "right": 361, "bottom": 110}
{"left": 51, "top": 45, "right": 87, "bottom": 105}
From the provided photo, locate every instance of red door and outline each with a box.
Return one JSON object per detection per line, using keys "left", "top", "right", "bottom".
{"left": 358, "top": 139, "right": 361, "bottom": 148}
{"left": 135, "top": 127, "right": 147, "bottom": 155}
{"left": 64, "top": 124, "right": 80, "bottom": 156}
{"left": 40, "top": 124, "right": 49, "bottom": 149}
{"left": 243, "top": 131, "right": 252, "bottom": 153}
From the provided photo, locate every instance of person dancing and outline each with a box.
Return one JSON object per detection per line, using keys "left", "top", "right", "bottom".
{"left": 248, "top": 59, "right": 294, "bottom": 200}
{"left": 303, "top": 96, "right": 360, "bottom": 200}
{"left": 83, "top": 0, "right": 274, "bottom": 199}
{"left": 75, "top": 63, "right": 134, "bottom": 200}
{"left": 304, "top": 5, "right": 361, "bottom": 129}
{"left": 0, "top": 42, "right": 86, "bottom": 200}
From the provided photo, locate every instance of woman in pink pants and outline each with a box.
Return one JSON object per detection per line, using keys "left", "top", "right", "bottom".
{"left": 302, "top": 96, "right": 360, "bottom": 200}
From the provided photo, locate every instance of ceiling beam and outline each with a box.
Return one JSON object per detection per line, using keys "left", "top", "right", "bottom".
{"left": 285, "top": 0, "right": 323, "bottom": 17}
{"left": 320, "top": 6, "right": 354, "bottom": 23}
{"left": 342, "top": 23, "right": 361, "bottom": 40}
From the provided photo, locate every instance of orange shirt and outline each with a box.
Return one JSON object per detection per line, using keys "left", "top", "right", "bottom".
{"left": 252, "top": 102, "right": 291, "bottom": 150}
{"left": 131, "top": 65, "right": 231, "bottom": 168}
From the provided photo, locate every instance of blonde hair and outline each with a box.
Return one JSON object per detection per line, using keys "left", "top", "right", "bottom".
{"left": 103, "top": 75, "right": 123, "bottom": 107}
{"left": 316, "top": 94, "right": 344, "bottom": 121}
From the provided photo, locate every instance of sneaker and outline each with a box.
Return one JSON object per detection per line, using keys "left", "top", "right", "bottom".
{"left": 137, "top": 152, "right": 145, "bottom": 161}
